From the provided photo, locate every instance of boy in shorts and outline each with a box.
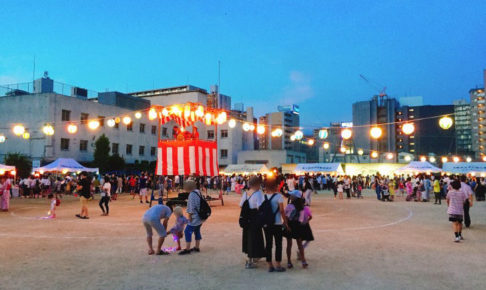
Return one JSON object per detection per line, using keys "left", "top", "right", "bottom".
{"left": 446, "top": 180, "right": 468, "bottom": 243}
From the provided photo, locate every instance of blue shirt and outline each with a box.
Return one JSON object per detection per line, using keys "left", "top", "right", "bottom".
{"left": 187, "top": 190, "right": 202, "bottom": 226}
{"left": 143, "top": 205, "right": 172, "bottom": 221}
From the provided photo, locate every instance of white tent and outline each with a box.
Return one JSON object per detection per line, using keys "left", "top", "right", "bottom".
{"left": 396, "top": 161, "right": 442, "bottom": 173}
{"left": 221, "top": 164, "right": 270, "bottom": 175}
{"left": 0, "top": 164, "right": 15, "bottom": 171}
{"left": 34, "top": 158, "right": 98, "bottom": 173}
{"left": 442, "top": 162, "right": 486, "bottom": 175}
{"left": 293, "top": 163, "right": 344, "bottom": 174}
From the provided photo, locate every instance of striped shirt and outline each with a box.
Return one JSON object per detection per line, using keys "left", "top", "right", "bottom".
{"left": 446, "top": 189, "right": 467, "bottom": 215}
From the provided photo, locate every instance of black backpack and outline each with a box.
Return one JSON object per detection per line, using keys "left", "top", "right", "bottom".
{"left": 195, "top": 190, "right": 211, "bottom": 221}
{"left": 239, "top": 193, "right": 254, "bottom": 228}
{"left": 257, "top": 194, "right": 279, "bottom": 228}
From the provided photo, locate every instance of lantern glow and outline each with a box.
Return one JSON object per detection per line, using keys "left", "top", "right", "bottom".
{"left": 256, "top": 125, "right": 265, "bottom": 135}
{"left": 371, "top": 151, "right": 379, "bottom": 158}
{"left": 439, "top": 116, "right": 453, "bottom": 130}
{"left": 370, "top": 127, "right": 382, "bottom": 139}
{"left": 122, "top": 116, "right": 132, "bottom": 125}
{"left": 318, "top": 129, "right": 328, "bottom": 139}
{"left": 402, "top": 123, "right": 415, "bottom": 135}
{"left": 42, "top": 124, "right": 55, "bottom": 136}
{"left": 228, "top": 119, "right": 236, "bottom": 128}
{"left": 134, "top": 112, "right": 142, "bottom": 119}
{"left": 294, "top": 130, "right": 304, "bottom": 140}
{"left": 107, "top": 119, "right": 116, "bottom": 127}
{"left": 341, "top": 128, "right": 352, "bottom": 140}
{"left": 148, "top": 108, "right": 157, "bottom": 120}
{"left": 13, "top": 125, "right": 25, "bottom": 136}
{"left": 88, "top": 120, "right": 100, "bottom": 130}
{"left": 67, "top": 124, "right": 78, "bottom": 134}
{"left": 323, "top": 142, "right": 330, "bottom": 149}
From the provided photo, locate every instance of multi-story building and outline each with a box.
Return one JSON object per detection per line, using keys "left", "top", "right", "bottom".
{"left": 396, "top": 105, "right": 456, "bottom": 156}
{"left": 258, "top": 105, "right": 300, "bottom": 151}
{"left": 453, "top": 99, "right": 473, "bottom": 155}
{"left": 470, "top": 88, "right": 486, "bottom": 158}
{"left": 0, "top": 76, "right": 157, "bottom": 164}
{"left": 352, "top": 96, "right": 399, "bottom": 153}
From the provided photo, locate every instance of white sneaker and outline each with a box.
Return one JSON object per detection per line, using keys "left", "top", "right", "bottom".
{"left": 454, "top": 236, "right": 461, "bottom": 243}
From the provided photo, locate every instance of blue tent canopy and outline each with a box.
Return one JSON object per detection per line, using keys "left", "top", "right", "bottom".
{"left": 34, "top": 158, "right": 98, "bottom": 173}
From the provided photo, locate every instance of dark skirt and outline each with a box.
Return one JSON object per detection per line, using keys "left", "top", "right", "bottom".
{"left": 242, "top": 210, "right": 266, "bottom": 258}
{"left": 284, "top": 220, "right": 314, "bottom": 242}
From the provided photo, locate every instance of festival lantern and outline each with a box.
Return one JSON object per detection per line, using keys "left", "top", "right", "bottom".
{"left": 370, "top": 151, "right": 378, "bottom": 159}
{"left": 357, "top": 149, "right": 364, "bottom": 155}
{"left": 88, "top": 120, "right": 100, "bottom": 130}
{"left": 10, "top": 170, "right": 16, "bottom": 176}
{"left": 122, "top": 116, "right": 132, "bottom": 125}
{"left": 256, "top": 125, "right": 265, "bottom": 135}
{"left": 134, "top": 112, "right": 142, "bottom": 119}
{"left": 290, "top": 135, "right": 296, "bottom": 141}
{"left": 429, "top": 156, "right": 436, "bottom": 163}
{"left": 114, "top": 117, "right": 121, "bottom": 124}
{"left": 0, "top": 135, "right": 5, "bottom": 143}
{"left": 195, "top": 106, "right": 204, "bottom": 117}
{"left": 323, "top": 142, "right": 330, "bottom": 149}
{"left": 0, "top": 170, "right": 4, "bottom": 175}
{"left": 404, "top": 155, "right": 412, "bottom": 162}
{"left": 386, "top": 153, "right": 394, "bottom": 160}
{"left": 272, "top": 128, "right": 283, "bottom": 137}
{"left": 420, "top": 156, "right": 426, "bottom": 162}
{"left": 162, "top": 108, "right": 169, "bottom": 117}
{"left": 318, "top": 129, "right": 328, "bottom": 139}
{"left": 205, "top": 113, "right": 212, "bottom": 126}
{"left": 439, "top": 116, "right": 453, "bottom": 130}
{"left": 441, "top": 156, "right": 448, "bottom": 163}
{"left": 216, "top": 112, "right": 227, "bottom": 125}
{"left": 402, "top": 123, "right": 415, "bottom": 135}
{"left": 228, "top": 119, "right": 236, "bottom": 128}
{"left": 22, "top": 132, "right": 30, "bottom": 139}
{"left": 483, "top": 156, "right": 486, "bottom": 162}
{"left": 370, "top": 127, "right": 382, "bottom": 139}
{"left": 171, "top": 105, "right": 182, "bottom": 116}
{"left": 453, "top": 156, "right": 460, "bottom": 163}
{"left": 67, "top": 124, "right": 78, "bottom": 134}
{"left": 148, "top": 108, "right": 157, "bottom": 120}
{"left": 308, "top": 139, "right": 315, "bottom": 146}
{"left": 42, "top": 124, "right": 55, "bottom": 136}
{"left": 107, "top": 119, "right": 116, "bottom": 127}
{"left": 341, "top": 128, "right": 352, "bottom": 140}
{"left": 466, "top": 157, "right": 472, "bottom": 162}
{"left": 294, "top": 130, "right": 304, "bottom": 140}
{"left": 340, "top": 147, "right": 346, "bottom": 153}
{"left": 184, "top": 105, "right": 191, "bottom": 119}
{"left": 12, "top": 125, "right": 25, "bottom": 136}
{"left": 242, "top": 123, "right": 251, "bottom": 132}
{"left": 249, "top": 124, "right": 255, "bottom": 131}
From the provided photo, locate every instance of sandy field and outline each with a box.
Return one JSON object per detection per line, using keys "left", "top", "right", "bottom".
{"left": 0, "top": 190, "right": 485, "bottom": 290}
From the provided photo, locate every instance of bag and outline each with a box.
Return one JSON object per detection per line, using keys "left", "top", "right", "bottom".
{"left": 239, "top": 196, "right": 252, "bottom": 228}
{"left": 195, "top": 191, "right": 211, "bottom": 221}
{"left": 256, "top": 194, "right": 279, "bottom": 228}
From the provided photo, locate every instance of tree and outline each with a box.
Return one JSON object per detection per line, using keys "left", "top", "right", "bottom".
{"left": 107, "top": 154, "right": 125, "bottom": 172}
{"left": 93, "top": 134, "right": 110, "bottom": 173}
{"left": 4, "top": 153, "right": 32, "bottom": 178}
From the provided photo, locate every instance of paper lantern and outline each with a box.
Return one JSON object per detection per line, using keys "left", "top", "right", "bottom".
{"left": 318, "top": 129, "right": 328, "bottom": 139}
{"left": 370, "top": 127, "right": 382, "bottom": 139}
{"left": 294, "top": 130, "right": 304, "bottom": 140}
{"left": 134, "top": 112, "right": 142, "bottom": 119}
{"left": 67, "top": 124, "right": 78, "bottom": 134}
{"left": 13, "top": 125, "right": 25, "bottom": 136}
{"left": 357, "top": 149, "right": 364, "bottom": 155}
{"left": 22, "top": 132, "right": 30, "bottom": 139}
{"left": 242, "top": 123, "right": 251, "bottom": 132}
{"left": 42, "top": 124, "right": 55, "bottom": 136}
{"left": 107, "top": 119, "right": 116, "bottom": 127}
{"left": 323, "top": 142, "right": 330, "bottom": 149}
{"left": 371, "top": 151, "right": 378, "bottom": 158}
{"left": 256, "top": 125, "right": 265, "bottom": 135}
{"left": 205, "top": 113, "right": 212, "bottom": 126}
{"left": 453, "top": 156, "right": 460, "bottom": 163}
{"left": 308, "top": 139, "right": 315, "bottom": 146}
{"left": 441, "top": 157, "right": 448, "bottom": 163}
{"left": 148, "top": 108, "right": 158, "bottom": 120}
{"left": 429, "top": 156, "right": 436, "bottom": 163}
{"left": 404, "top": 155, "right": 412, "bottom": 162}
{"left": 228, "top": 119, "right": 236, "bottom": 128}
{"left": 88, "top": 120, "right": 100, "bottom": 130}
{"left": 162, "top": 108, "right": 169, "bottom": 117}
{"left": 122, "top": 116, "right": 132, "bottom": 125}
{"left": 341, "top": 128, "right": 352, "bottom": 140}
{"left": 439, "top": 116, "right": 453, "bottom": 130}
{"left": 466, "top": 157, "right": 472, "bottom": 162}
{"left": 272, "top": 128, "right": 283, "bottom": 137}
{"left": 386, "top": 153, "right": 394, "bottom": 160}
{"left": 402, "top": 123, "right": 415, "bottom": 135}
{"left": 0, "top": 135, "right": 5, "bottom": 143}
{"left": 420, "top": 156, "right": 426, "bottom": 162}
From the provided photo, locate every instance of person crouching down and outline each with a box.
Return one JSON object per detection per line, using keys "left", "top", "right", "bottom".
{"left": 169, "top": 206, "right": 189, "bottom": 251}
{"left": 142, "top": 204, "right": 172, "bottom": 255}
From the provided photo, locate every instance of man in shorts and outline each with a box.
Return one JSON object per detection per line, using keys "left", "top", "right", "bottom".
{"left": 139, "top": 173, "right": 149, "bottom": 204}
{"left": 446, "top": 180, "right": 468, "bottom": 242}
{"left": 76, "top": 172, "right": 91, "bottom": 219}
{"left": 142, "top": 204, "right": 172, "bottom": 255}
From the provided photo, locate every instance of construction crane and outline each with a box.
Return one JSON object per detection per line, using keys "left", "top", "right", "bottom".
{"left": 359, "top": 74, "right": 388, "bottom": 103}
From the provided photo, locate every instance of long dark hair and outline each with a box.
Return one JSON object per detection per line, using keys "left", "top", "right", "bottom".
{"left": 291, "top": 197, "right": 305, "bottom": 212}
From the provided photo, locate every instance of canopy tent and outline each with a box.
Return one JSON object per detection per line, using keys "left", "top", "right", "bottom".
{"left": 293, "top": 163, "right": 344, "bottom": 175}
{"left": 34, "top": 158, "right": 98, "bottom": 173}
{"left": 344, "top": 163, "right": 403, "bottom": 177}
{"left": 0, "top": 164, "right": 15, "bottom": 174}
{"left": 282, "top": 164, "right": 297, "bottom": 175}
{"left": 442, "top": 162, "right": 486, "bottom": 175}
{"left": 396, "top": 161, "right": 442, "bottom": 174}
{"left": 221, "top": 164, "right": 270, "bottom": 175}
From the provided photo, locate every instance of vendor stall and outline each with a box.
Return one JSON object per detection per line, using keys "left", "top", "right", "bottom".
{"left": 442, "top": 162, "right": 486, "bottom": 176}
{"left": 396, "top": 161, "right": 442, "bottom": 174}
{"left": 344, "top": 163, "right": 403, "bottom": 177}
{"left": 221, "top": 164, "right": 270, "bottom": 175}
{"left": 293, "top": 163, "right": 344, "bottom": 175}
{"left": 0, "top": 164, "right": 16, "bottom": 175}
{"left": 34, "top": 158, "right": 98, "bottom": 173}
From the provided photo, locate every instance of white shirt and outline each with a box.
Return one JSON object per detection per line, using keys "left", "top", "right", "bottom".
{"left": 239, "top": 190, "right": 264, "bottom": 209}
{"left": 102, "top": 182, "right": 111, "bottom": 197}
{"left": 264, "top": 193, "right": 284, "bottom": 225}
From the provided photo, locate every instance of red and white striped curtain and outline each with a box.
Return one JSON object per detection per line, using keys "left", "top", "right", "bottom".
{"left": 156, "top": 140, "right": 219, "bottom": 177}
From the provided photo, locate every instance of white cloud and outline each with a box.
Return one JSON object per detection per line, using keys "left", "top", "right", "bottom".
{"left": 279, "top": 71, "right": 314, "bottom": 105}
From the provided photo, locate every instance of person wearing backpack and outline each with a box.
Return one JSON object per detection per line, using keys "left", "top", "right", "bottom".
{"left": 262, "top": 176, "right": 288, "bottom": 273}
{"left": 179, "top": 180, "right": 209, "bottom": 255}
{"left": 239, "top": 176, "right": 265, "bottom": 269}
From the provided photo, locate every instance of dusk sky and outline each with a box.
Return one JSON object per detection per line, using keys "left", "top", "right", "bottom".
{"left": 1, "top": 0, "right": 485, "bottom": 128}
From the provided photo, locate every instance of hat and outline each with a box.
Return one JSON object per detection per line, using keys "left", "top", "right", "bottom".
{"left": 289, "top": 190, "right": 303, "bottom": 199}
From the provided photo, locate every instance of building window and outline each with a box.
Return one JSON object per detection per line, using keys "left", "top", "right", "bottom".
{"left": 126, "top": 144, "right": 132, "bottom": 155}
{"left": 220, "top": 149, "right": 228, "bottom": 159}
{"left": 151, "top": 147, "right": 156, "bottom": 156}
{"left": 127, "top": 123, "right": 133, "bottom": 131}
{"left": 80, "top": 113, "right": 89, "bottom": 124}
{"left": 162, "top": 127, "right": 168, "bottom": 137}
{"left": 208, "top": 130, "right": 215, "bottom": 139}
{"left": 151, "top": 125, "right": 157, "bottom": 135}
{"left": 61, "top": 110, "right": 71, "bottom": 121}
{"left": 79, "top": 140, "right": 88, "bottom": 152}
{"left": 139, "top": 146, "right": 145, "bottom": 156}
{"left": 140, "top": 123, "right": 145, "bottom": 133}
{"left": 221, "top": 130, "right": 228, "bottom": 138}
{"left": 60, "top": 138, "right": 70, "bottom": 151}
{"left": 98, "top": 116, "right": 105, "bottom": 127}
{"left": 112, "top": 143, "right": 119, "bottom": 155}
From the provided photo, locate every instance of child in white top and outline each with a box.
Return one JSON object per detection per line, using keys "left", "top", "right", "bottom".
{"left": 337, "top": 182, "right": 344, "bottom": 200}
{"left": 47, "top": 193, "right": 58, "bottom": 218}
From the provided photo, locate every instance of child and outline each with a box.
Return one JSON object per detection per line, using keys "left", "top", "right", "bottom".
{"left": 169, "top": 206, "right": 189, "bottom": 250}
{"left": 446, "top": 180, "right": 468, "bottom": 242}
{"left": 381, "top": 184, "right": 391, "bottom": 202}
{"left": 337, "top": 181, "right": 344, "bottom": 200}
{"left": 285, "top": 191, "right": 313, "bottom": 269}
{"left": 47, "top": 193, "right": 59, "bottom": 218}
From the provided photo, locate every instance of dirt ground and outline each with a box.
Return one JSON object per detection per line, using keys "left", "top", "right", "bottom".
{"left": 1, "top": 190, "right": 485, "bottom": 290}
